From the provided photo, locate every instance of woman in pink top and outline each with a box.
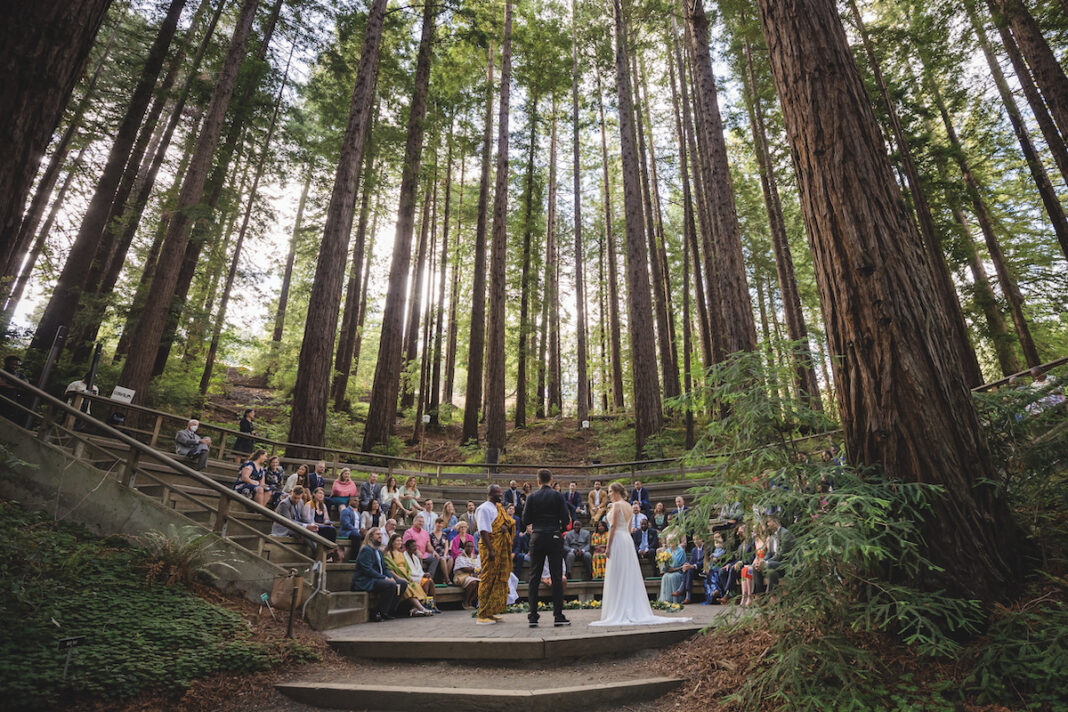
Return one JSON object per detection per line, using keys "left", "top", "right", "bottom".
{"left": 327, "top": 467, "right": 359, "bottom": 509}
{"left": 449, "top": 519, "right": 477, "bottom": 559}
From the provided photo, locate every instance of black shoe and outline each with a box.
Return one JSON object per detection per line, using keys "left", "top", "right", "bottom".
{"left": 372, "top": 613, "right": 385, "bottom": 623}
{"left": 554, "top": 617, "right": 571, "bottom": 627}
{"left": 382, "top": 614, "right": 396, "bottom": 621}
{"left": 528, "top": 618, "right": 539, "bottom": 628}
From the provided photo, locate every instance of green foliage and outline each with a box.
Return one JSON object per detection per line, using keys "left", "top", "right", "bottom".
{"left": 0, "top": 502, "right": 318, "bottom": 710}
{"left": 133, "top": 524, "right": 239, "bottom": 588}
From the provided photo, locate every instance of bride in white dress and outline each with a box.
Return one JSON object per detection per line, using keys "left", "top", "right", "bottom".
{"left": 590, "top": 483, "right": 692, "bottom": 627}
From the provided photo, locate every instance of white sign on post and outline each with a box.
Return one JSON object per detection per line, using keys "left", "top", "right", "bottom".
{"left": 110, "top": 386, "right": 135, "bottom": 403}
{"left": 582, "top": 420, "right": 590, "bottom": 429}
{"left": 422, "top": 414, "right": 431, "bottom": 424}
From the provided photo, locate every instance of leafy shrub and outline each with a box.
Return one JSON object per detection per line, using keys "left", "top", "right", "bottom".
{"left": 133, "top": 524, "right": 239, "bottom": 587}
{"left": 0, "top": 502, "right": 318, "bottom": 710}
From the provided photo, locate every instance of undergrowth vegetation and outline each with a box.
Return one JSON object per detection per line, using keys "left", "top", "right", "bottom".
{"left": 0, "top": 503, "right": 319, "bottom": 710}
{"left": 671, "top": 351, "right": 1068, "bottom": 711}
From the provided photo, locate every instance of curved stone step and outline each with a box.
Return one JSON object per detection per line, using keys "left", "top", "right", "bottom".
{"left": 276, "top": 676, "right": 682, "bottom": 711}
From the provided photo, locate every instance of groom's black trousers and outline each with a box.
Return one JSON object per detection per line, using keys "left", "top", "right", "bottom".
{"left": 527, "top": 529, "right": 565, "bottom": 620}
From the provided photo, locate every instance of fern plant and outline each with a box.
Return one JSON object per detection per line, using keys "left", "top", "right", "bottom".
{"left": 133, "top": 524, "right": 238, "bottom": 588}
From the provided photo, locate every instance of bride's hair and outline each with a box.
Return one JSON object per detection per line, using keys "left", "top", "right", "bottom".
{"left": 608, "top": 482, "right": 626, "bottom": 499}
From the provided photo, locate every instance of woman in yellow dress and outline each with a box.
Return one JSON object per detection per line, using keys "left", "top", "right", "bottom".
{"left": 590, "top": 519, "right": 609, "bottom": 579}
{"left": 383, "top": 533, "right": 432, "bottom": 616}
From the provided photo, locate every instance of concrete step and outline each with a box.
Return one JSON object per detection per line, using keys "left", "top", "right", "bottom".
{"left": 276, "top": 676, "right": 683, "bottom": 711}
{"left": 305, "top": 590, "right": 370, "bottom": 630}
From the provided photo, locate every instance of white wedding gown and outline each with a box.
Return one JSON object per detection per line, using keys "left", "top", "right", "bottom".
{"left": 590, "top": 502, "right": 692, "bottom": 627}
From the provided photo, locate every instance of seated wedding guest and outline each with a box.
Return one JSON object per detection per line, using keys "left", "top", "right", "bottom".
{"left": 307, "top": 461, "right": 327, "bottom": 493}
{"left": 678, "top": 534, "right": 705, "bottom": 604}
{"left": 587, "top": 481, "right": 607, "bottom": 523}
{"left": 283, "top": 463, "right": 309, "bottom": 494}
{"left": 460, "top": 500, "right": 478, "bottom": 541}
{"left": 175, "top": 419, "right": 211, "bottom": 471}
{"left": 360, "top": 498, "right": 387, "bottom": 537}
{"left": 416, "top": 499, "right": 438, "bottom": 530}
{"left": 359, "top": 472, "right": 381, "bottom": 512}
{"left": 566, "top": 481, "right": 584, "bottom": 519}
{"left": 338, "top": 500, "right": 362, "bottom": 557}
{"left": 704, "top": 532, "right": 732, "bottom": 604}
{"left": 399, "top": 476, "right": 421, "bottom": 523}
{"left": 271, "top": 487, "right": 306, "bottom": 537}
{"left": 404, "top": 538, "right": 441, "bottom": 613}
{"left": 233, "top": 450, "right": 270, "bottom": 506}
{"left": 378, "top": 518, "right": 398, "bottom": 551}
{"left": 452, "top": 539, "right": 481, "bottom": 610}
{"left": 440, "top": 500, "right": 458, "bottom": 534}
{"left": 350, "top": 528, "right": 406, "bottom": 622}
{"left": 630, "top": 480, "right": 652, "bottom": 517}
{"left": 309, "top": 487, "right": 341, "bottom": 560}
{"left": 658, "top": 536, "right": 688, "bottom": 604}
{"left": 564, "top": 520, "right": 592, "bottom": 579}
{"left": 328, "top": 468, "right": 358, "bottom": 510}
{"left": 506, "top": 503, "right": 521, "bottom": 531}
{"left": 753, "top": 514, "right": 795, "bottom": 594}
{"left": 651, "top": 501, "right": 669, "bottom": 531}
{"left": 262, "top": 456, "right": 286, "bottom": 509}
{"left": 450, "top": 519, "right": 476, "bottom": 558}
{"left": 629, "top": 502, "right": 648, "bottom": 533}
{"left": 379, "top": 475, "right": 410, "bottom": 521}
{"left": 402, "top": 512, "right": 440, "bottom": 581}
{"left": 590, "top": 519, "right": 609, "bottom": 579}
{"left": 632, "top": 517, "right": 659, "bottom": 563}
{"left": 383, "top": 533, "right": 432, "bottom": 616}
{"left": 429, "top": 517, "right": 453, "bottom": 585}
{"left": 520, "top": 482, "right": 532, "bottom": 512}
{"left": 513, "top": 523, "right": 531, "bottom": 579}
{"left": 730, "top": 524, "right": 757, "bottom": 605}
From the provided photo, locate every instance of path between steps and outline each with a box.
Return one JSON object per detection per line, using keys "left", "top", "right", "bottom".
{"left": 276, "top": 607, "right": 734, "bottom": 711}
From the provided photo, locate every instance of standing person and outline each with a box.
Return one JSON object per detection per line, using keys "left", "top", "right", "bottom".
{"left": 521, "top": 469, "right": 571, "bottom": 628}
{"left": 233, "top": 409, "right": 257, "bottom": 463}
{"left": 503, "top": 480, "right": 523, "bottom": 516}
{"left": 590, "top": 483, "right": 691, "bottom": 627}
{"left": 64, "top": 372, "right": 99, "bottom": 416}
{"left": 351, "top": 528, "right": 406, "bottom": 622}
{"left": 475, "top": 484, "right": 515, "bottom": 625}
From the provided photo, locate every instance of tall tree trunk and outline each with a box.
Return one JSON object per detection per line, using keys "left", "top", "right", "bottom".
{"left": 360, "top": 0, "right": 437, "bottom": 452}
{"left": 544, "top": 104, "right": 560, "bottom": 417}
{"left": 461, "top": 44, "right": 496, "bottom": 444}
{"left": 756, "top": 0, "right": 1023, "bottom": 605}
{"left": 515, "top": 97, "right": 539, "bottom": 429}
{"left": 198, "top": 41, "right": 293, "bottom": 394}
{"left": 429, "top": 131, "right": 453, "bottom": 429}
{"left": 30, "top": 0, "right": 188, "bottom": 355}
{"left": 742, "top": 36, "right": 822, "bottom": 410}
{"left": 485, "top": 0, "right": 514, "bottom": 459}
{"left": 685, "top": 0, "right": 757, "bottom": 356}
{"left": 595, "top": 72, "right": 626, "bottom": 410}
{"left": 597, "top": 230, "right": 609, "bottom": 412}
{"left": 443, "top": 159, "right": 464, "bottom": 406}
{"left": 572, "top": 0, "right": 589, "bottom": 425}
{"left": 351, "top": 185, "right": 383, "bottom": 383}
{"left": 118, "top": 0, "right": 261, "bottom": 402}
{"left": 412, "top": 178, "right": 439, "bottom": 445}
{"left": 631, "top": 52, "right": 680, "bottom": 402}
{"left": 153, "top": 0, "right": 285, "bottom": 377}
{"left": 548, "top": 199, "right": 563, "bottom": 414}
{"left": 400, "top": 175, "right": 434, "bottom": 412}
{"left": 928, "top": 75, "right": 1042, "bottom": 369}
{"left": 682, "top": 240, "right": 695, "bottom": 449}
{"left": 667, "top": 34, "right": 713, "bottom": 372}
{"left": 967, "top": 0, "right": 1068, "bottom": 260}
{"left": 3, "top": 31, "right": 115, "bottom": 289}
{"left": 0, "top": 146, "right": 89, "bottom": 334}
{"left": 332, "top": 101, "right": 379, "bottom": 410}
{"left": 0, "top": 0, "right": 113, "bottom": 275}
{"left": 846, "top": 0, "right": 983, "bottom": 389}
{"left": 989, "top": 0, "right": 1068, "bottom": 146}
{"left": 612, "top": 0, "right": 663, "bottom": 456}
{"left": 273, "top": 171, "right": 311, "bottom": 343}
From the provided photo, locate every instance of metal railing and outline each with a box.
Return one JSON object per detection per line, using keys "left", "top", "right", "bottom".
{"left": 0, "top": 378, "right": 337, "bottom": 594}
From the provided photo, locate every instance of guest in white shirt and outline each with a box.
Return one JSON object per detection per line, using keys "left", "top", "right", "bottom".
{"left": 416, "top": 499, "right": 438, "bottom": 530}
{"left": 404, "top": 538, "right": 436, "bottom": 600}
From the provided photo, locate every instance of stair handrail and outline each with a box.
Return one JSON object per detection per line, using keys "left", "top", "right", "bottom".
{"left": 0, "top": 378, "right": 337, "bottom": 553}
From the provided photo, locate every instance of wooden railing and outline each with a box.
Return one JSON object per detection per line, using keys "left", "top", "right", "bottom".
{"left": 0, "top": 379, "right": 337, "bottom": 587}
{"left": 970, "top": 356, "right": 1068, "bottom": 393}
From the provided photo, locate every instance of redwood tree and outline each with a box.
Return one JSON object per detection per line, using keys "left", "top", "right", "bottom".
{"left": 572, "top": 0, "right": 589, "bottom": 426}
{"left": 755, "top": 0, "right": 1022, "bottom": 604}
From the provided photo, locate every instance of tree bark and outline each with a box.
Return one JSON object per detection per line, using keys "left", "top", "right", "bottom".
{"left": 685, "top": 0, "right": 757, "bottom": 356}
{"left": 682, "top": 233, "right": 695, "bottom": 449}
{"left": 0, "top": 0, "right": 113, "bottom": 276}
{"left": 461, "top": 44, "right": 496, "bottom": 444}
{"left": 928, "top": 75, "right": 1042, "bottom": 369}
{"left": 360, "top": 0, "right": 437, "bottom": 453}
{"left": 612, "top": 0, "right": 663, "bottom": 455}
{"left": 595, "top": 72, "right": 626, "bottom": 410}
{"left": 412, "top": 178, "right": 439, "bottom": 445}
{"left": 429, "top": 131, "right": 453, "bottom": 429}
{"left": 485, "top": 1, "right": 514, "bottom": 458}
{"left": 515, "top": 96, "right": 539, "bottom": 429}
{"left": 350, "top": 185, "right": 383, "bottom": 384}
{"left": 118, "top": 0, "right": 262, "bottom": 403}
{"left": 967, "top": 0, "right": 1068, "bottom": 260}
{"left": 756, "top": 0, "right": 1023, "bottom": 605}
{"left": 332, "top": 101, "right": 379, "bottom": 410}
{"left": 443, "top": 159, "right": 464, "bottom": 406}
{"left": 989, "top": 0, "right": 1068, "bottom": 148}
{"left": 30, "top": 0, "right": 188, "bottom": 355}
{"left": 400, "top": 175, "right": 434, "bottom": 412}
{"left": 571, "top": 0, "right": 588, "bottom": 425}
{"left": 273, "top": 171, "right": 312, "bottom": 343}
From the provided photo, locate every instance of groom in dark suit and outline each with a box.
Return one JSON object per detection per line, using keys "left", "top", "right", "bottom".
{"left": 522, "top": 468, "right": 572, "bottom": 628}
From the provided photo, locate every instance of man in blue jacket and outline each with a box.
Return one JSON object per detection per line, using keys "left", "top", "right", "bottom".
{"left": 350, "top": 527, "right": 406, "bottom": 622}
